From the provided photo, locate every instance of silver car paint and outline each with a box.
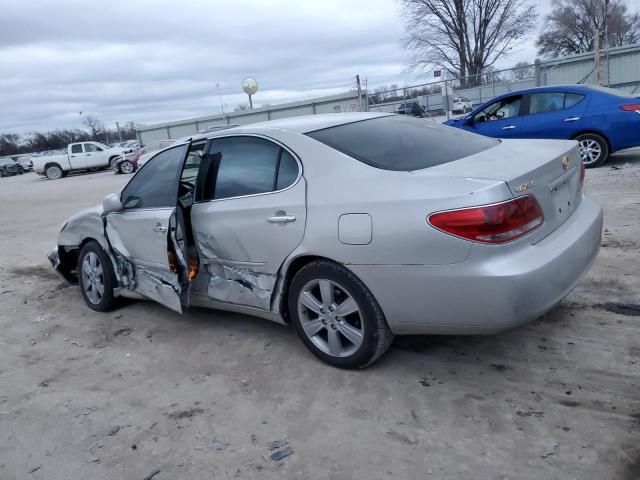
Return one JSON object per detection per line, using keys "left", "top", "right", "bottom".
{"left": 49, "top": 113, "right": 603, "bottom": 335}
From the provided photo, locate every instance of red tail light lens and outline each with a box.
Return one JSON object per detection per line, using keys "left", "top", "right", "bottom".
{"left": 428, "top": 196, "right": 544, "bottom": 244}
{"left": 579, "top": 160, "right": 586, "bottom": 190}
{"left": 620, "top": 104, "right": 640, "bottom": 112}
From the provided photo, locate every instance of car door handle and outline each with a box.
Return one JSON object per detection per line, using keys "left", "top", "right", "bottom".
{"left": 564, "top": 116, "right": 581, "bottom": 122}
{"left": 267, "top": 215, "right": 296, "bottom": 224}
{"left": 154, "top": 224, "right": 167, "bottom": 232}
{"left": 502, "top": 125, "right": 517, "bottom": 130}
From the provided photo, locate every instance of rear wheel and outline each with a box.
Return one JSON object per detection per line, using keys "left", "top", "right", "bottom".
{"left": 46, "top": 164, "right": 63, "bottom": 180}
{"left": 576, "top": 133, "right": 609, "bottom": 168}
{"left": 78, "top": 241, "right": 117, "bottom": 312}
{"left": 288, "top": 260, "right": 392, "bottom": 369}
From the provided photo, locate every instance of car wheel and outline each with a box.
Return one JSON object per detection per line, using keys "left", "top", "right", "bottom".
{"left": 110, "top": 157, "right": 121, "bottom": 169}
{"left": 18, "top": 166, "right": 24, "bottom": 174}
{"left": 46, "top": 164, "right": 63, "bottom": 180}
{"left": 78, "top": 241, "right": 117, "bottom": 312}
{"left": 576, "top": 133, "right": 609, "bottom": 168}
{"left": 120, "top": 160, "right": 135, "bottom": 174}
{"left": 288, "top": 260, "right": 393, "bottom": 369}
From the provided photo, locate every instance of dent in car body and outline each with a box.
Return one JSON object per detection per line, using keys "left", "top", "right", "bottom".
{"left": 203, "top": 262, "right": 275, "bottom": 310}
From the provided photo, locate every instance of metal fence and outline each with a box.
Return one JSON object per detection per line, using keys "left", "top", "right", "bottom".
{"left": 369, "top": 43, "right": 640, "bottom": 119}
{"left": 137, "top": 92, "right": 366, "bottom": 146}
{"left": 137, "top": 43, "right": 640, "bottom": 144}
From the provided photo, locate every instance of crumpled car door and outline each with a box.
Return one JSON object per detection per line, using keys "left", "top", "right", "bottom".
{"left": 106, "top": 207, "right": 185, "bottom": 313}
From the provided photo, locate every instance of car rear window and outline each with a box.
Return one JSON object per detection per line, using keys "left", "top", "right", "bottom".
{"left": 306, "top": 115, "right": 499, "bottom": 171}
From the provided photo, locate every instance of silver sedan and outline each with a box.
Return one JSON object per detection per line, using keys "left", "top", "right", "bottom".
{"left": 49, "top": 113, "right": 603, "bottom": 368}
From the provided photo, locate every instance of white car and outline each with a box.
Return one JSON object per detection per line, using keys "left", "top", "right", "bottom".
{"left": 452, "top": 97, "right": 473, "bottom": 114}
{"left": 32, "top": 142, "right": 128, "bottom": 179}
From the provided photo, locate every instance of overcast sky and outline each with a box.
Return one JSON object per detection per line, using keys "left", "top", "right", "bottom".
{"left": 0, "top": 0, "right": 549, "bottom": 134}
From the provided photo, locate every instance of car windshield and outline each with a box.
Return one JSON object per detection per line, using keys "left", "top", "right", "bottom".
{"left": 0, "top": 158, "right": 15, "bottom": 166}
{"left": 307, "top": 115, "right": 499, "bottom": 171}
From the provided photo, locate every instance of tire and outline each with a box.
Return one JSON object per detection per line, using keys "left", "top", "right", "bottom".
{"left": 77, "top": 241, "right": 117, "bottom": 312}
{"left": 575, "top": 133, "right": 609, "bottom": 168}
{"left": 110, "top": 157, "right": 121, "bottom": 169}
{"left": 119, "top": 160, "right": 135, "bottom": 174}
{"left": 17, "top": 166, "right": 24, "bottom": 174}
{"left": 45, "top": 164, "right": 63, "bottom": 180}
{"left": 288, "top": 260, "right": 393, "bottom": 369}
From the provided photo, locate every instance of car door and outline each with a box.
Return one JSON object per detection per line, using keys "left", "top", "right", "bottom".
{"left": 68, "top": 144, "right": 87, "bottom": 169}
{"left": 105, "top": 143, "right": 189, "bottom": 312}
{"left": 521, "top": 91, "right": 588, "bottom": 139}
{"left": 83, "top": 143, "right": 107, "bottom": 167}
{"left": 466, "top": 94, "right": 524, "bottom": 138}
{"left": 189, "top": 135, "right": 306, "bottom": 311}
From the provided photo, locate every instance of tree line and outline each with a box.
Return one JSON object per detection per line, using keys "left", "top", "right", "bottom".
{"left": 0, "top": 117, "right": 138, "bottom": 157}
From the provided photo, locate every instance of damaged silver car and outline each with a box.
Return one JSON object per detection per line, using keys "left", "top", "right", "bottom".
{"left": 49, "top": 113, "right": 603, "bottom": 368}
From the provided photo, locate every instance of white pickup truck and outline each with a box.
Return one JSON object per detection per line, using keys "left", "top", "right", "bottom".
{"left": 33, "top": 142, "right": 129, "bottom": 180}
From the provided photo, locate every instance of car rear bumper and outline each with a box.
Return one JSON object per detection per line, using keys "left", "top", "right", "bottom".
{"left": 348, "top": 194, "right": 603, "bottom": 335}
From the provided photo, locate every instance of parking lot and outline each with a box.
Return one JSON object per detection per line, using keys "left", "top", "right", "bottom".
{"left": 0, "top": 151, "right": 639, "bottom": 480}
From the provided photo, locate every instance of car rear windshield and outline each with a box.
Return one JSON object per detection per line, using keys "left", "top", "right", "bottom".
{"left": 306, "top": 115, "right": 499, "bottom": 171}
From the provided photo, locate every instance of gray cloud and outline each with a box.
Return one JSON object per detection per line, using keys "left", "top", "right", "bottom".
{"left": 0, "top": 0, "right": 542, "bottom": 133}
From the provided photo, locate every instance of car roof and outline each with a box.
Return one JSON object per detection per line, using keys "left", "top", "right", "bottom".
{"left": 493, "top": 84, "right": 616, "bottom": 99}
{"left": 182, "top": 112, "right": 392, "bottom": 143}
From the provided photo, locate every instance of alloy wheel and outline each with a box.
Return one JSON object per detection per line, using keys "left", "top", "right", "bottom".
{"left": 120, "top": 161, "right": 134, "bottom": 174}
{"left": 81, "top": 251, "right": 105, "bottom": 305}
{"left": 579, "top": 139, "right": 602, "bottom": 166}
{"left": 297, "top": 279, "right": 364, "bottom": 357}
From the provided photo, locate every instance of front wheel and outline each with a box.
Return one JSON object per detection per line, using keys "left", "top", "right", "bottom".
{"left": 119, "top": 160, "right": 135, "bottom": 174}
{"left": 288, "top": 260, "right": 393, "bottom": 369}
{"left": 78, "top": 241, "right": 117, "bottom": 312}
{"left": 576, "top": 133, "right": 609, "bottom": 168}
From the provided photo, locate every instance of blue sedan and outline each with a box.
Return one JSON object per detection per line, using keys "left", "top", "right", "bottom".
{"left": 444, "top": 85, "right": 640, "bottom": 167}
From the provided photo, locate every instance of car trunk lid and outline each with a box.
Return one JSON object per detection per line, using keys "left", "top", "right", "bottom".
{"left": 412, "top": 139, "right": 584, "bottom": 243}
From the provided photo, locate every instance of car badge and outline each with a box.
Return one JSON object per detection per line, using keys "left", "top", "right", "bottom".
{"left": 561, "top": 155, "right": 570, "bottom": 170}
{"left": 515, "top": 180, "right": 535, "bottom": 193}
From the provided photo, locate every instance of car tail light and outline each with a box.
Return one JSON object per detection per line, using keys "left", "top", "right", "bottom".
{"left": 579, "top": 160, "right": 586, "bottom": 190}
{"left": 620, "top": 104, "right": 640, "bottom": 112}
{"left": 428, "top": 196, "right": 544, "bottom": 244}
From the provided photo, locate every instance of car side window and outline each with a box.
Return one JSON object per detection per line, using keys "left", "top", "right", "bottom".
{"left": 71, "top": 144, "right": 83, "bottom": 154}
{"left": 84, "top": 143, "right": 100, "bottom": 153}
{"left": 529, "top": 92, "right": 566, "bottom": 114}
{"left": 474, "top": 95, "right": 522, "bottom": 122}
{"left": 276, "top": 150, "right": 299, "bottom": 190}
{"left": 120, "top": 144, "right": 187, "bottom": 209}
{"left": 209, "top": 137, "right": 282, "bottom": 200}
{"left": 564, "top": 93, "right": 585, "bottom": 109}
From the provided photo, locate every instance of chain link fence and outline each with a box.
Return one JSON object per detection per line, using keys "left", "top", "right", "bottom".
{"left": 367, "top": 64, "right": 536, "bottom": 121}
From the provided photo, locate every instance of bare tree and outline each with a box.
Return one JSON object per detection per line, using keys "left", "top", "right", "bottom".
{"left": 400, "top": 0, "right": 538, "bottom": 87}
{"left": 537, "top": 0, "right": 640, "bottom": 57}
{"left": 511, "top": 61, "right": 534, "bottom": 80}
{"left": 81, "top": 115, "right": 105, "bottom": 140}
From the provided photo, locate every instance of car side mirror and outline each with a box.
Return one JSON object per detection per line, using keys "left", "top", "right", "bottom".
{"left": 102, "top": 193, "right": 123, "bottom": 214}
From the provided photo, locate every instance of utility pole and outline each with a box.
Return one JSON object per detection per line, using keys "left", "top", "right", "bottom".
{"left": 594, "top": 27, "right": 601, "bottom": 85}
{"left": 115, "top": 121, "right": 123, "bottom": 142}
{"left": 604, "top": 0, "right": 610, "bottom": 86}
{"left": 355, "top": 75, "right": 363, "bottom": 111}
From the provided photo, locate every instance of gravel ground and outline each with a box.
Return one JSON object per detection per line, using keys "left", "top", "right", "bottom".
{"left": 0, "top": 150, "right": 638, "bottom": 480}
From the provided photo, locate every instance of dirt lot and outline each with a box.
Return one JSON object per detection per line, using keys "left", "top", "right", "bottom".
{"left": 1, "top": 152, "right": 639, "bottom": 480}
